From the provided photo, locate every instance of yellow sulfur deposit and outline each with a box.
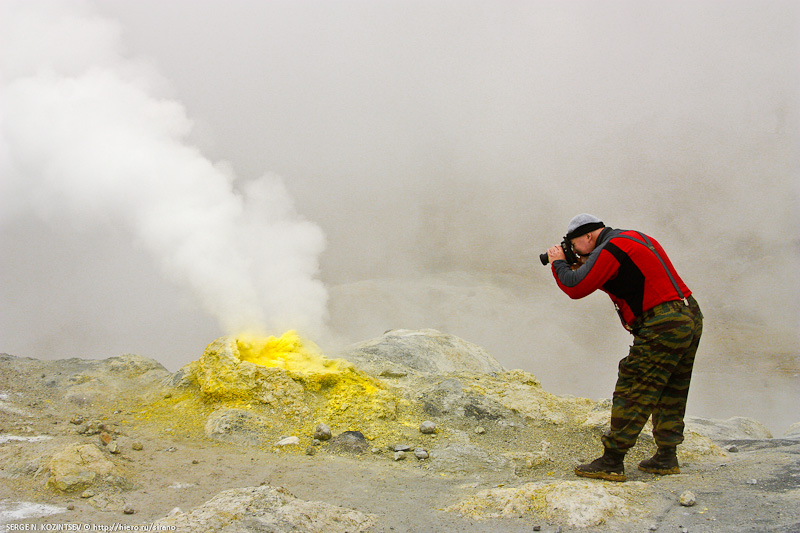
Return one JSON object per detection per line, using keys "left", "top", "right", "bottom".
{"left": 236, "top": 331, "right": 356, "bottom": 390}
{"left": 140, "top": 331, "right": 422, "bottom": 450}
{"left": 236, "top": 331, "right": 334, "bottom": 373}
{"left": 231, "top": 332, "right": 410, "bottom": 437}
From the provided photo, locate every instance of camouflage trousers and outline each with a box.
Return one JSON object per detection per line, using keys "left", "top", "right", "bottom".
{"left": 602, "top": 295, "right": 703, "bottom": 451}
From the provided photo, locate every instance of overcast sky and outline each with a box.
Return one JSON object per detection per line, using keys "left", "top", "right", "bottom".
{"left": 87, "top": 0, "right": 798, "bottom": 289}
{"left": 1, "top": 0, "right": 798, "bottom": 426}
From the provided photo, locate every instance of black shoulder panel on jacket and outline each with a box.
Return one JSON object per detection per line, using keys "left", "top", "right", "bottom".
{"left": 602, "top": 241, "right": 645, "bottom": 318}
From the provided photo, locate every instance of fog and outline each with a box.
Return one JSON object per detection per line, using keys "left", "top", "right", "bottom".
{"left": 1, "top": 0, "right": 798, "bottom": 432}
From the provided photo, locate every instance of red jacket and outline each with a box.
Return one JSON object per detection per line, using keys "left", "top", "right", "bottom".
{"left": 552, "top": 228, "right": 691, "bottom": 328}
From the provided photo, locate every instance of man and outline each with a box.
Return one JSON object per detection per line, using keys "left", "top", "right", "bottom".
{"left": 547, "top": 213, "right": 703, "bottom": 482}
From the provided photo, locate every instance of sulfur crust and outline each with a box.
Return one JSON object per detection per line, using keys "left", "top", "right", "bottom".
{"left": 138, "top": 331, "right": 423, "bottom": 450}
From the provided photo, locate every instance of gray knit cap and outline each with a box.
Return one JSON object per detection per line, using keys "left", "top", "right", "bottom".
{"left": 565, "top": 213, "right": 605, "bottom": 240}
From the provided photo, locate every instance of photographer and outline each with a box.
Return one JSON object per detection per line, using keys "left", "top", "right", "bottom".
{"left": 546, "top": 214, "right": 703, "bottom": 482}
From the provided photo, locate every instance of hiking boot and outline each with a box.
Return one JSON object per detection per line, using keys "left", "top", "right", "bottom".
{"left": 638, "top": 446, "right": 680, "bottom": 475}
{"left": 574, "top": 448, "right": 626, "bottom": 482}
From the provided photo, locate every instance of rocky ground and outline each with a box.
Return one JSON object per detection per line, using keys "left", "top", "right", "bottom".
{"left": 1, "top": 329, "right": 799, "bottom": 532}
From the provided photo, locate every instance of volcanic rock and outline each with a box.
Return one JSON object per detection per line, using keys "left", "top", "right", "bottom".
{"left": 170, "top": 334, "right": 412, "bottom": 449}
{"left": 420, "top": 420, "right": 437, "bottom": 434}
{"left": 313, "top": 423, "right": 332, "bottom": 441}
{"left": 87, "top": 492, "right": 127, "bottom": 512}
{"left": 339, "top": 329, "right": 504, "bottom": 376}
{"left": 0, "top": 353, "right": 170, "bottom": 410}
{"left": 328, "top": 431, "right": 369, "bottom": 454}
{"left": 419, "top": 378, "right": 514, "bottom": 420}
{"left": 783, "top": 422, "right": 800, "bottom": 439}
{"left": 151, "top": 485, "right": 376, "bottom": 532}
{"left": 684, "top": 415, "right": 773, "bottom": 440}
{"left": 429, "top": 443, "right": 512, "bottom": 475}
{"left": 178, "top": 337, "right": 309, "bottom": 416}
{"left": 204, "top": 408, "right": 272, "bottom": 447}
{"left": 448, "top": 480, "right": 655, "bottom": 528}
{"left": 46, "top": 443, "right": 117, "bottom": 492}
{"left": 679, "top": 490, "right": 697, "bottom": 507}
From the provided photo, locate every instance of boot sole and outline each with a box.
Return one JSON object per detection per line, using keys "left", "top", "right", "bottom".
{"left": 574, "top": 468, "right": 627, "bottom": 482}
{"left": 638, "top": 465, "right": 680, "bottom": 475}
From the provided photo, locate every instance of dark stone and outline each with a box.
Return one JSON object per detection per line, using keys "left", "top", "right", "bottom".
{"left": 328, "top": 431, "right": 369, "bottom": 454}
{"left": 464, "top": 400, "right": 504, "bottom": 421}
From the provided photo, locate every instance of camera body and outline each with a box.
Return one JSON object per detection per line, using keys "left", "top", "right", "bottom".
{"left": 539, "top": 237, "right": 579, "bottom": 266}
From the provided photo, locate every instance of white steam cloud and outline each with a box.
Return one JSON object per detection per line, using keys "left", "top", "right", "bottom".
{"left": 0, "top": 0, "right": 327, "bottom": 337}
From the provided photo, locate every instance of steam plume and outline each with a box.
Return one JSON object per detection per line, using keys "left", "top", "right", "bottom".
{"left": 0, "top": 0, "right": 328, "bottom": 337}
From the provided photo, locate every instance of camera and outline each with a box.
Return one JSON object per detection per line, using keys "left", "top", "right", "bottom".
{"left": 539, "top": 238, "right": 579, "bottom": 266}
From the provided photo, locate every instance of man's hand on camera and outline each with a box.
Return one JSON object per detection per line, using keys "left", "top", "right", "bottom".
{"left": 547, "top": 245, "right": 566, "bottom": 263}
{"left": 570, "top": 255, "right": 587, "bottom": 270}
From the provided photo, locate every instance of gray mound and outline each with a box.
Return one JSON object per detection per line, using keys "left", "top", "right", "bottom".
{"left": 338, "top": 328, "right": 504, "bottom": 377}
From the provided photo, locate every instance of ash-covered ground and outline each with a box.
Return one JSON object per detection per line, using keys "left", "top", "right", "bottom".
{"left": 1, "top": 330, "right": 798, "bottom": 532}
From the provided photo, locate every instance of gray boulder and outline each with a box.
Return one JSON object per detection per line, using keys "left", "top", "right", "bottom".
{"left": 327, "top": 431, "right": 369, "bottom": 455}
{"left": 419, "top": 378, "right": 515, "bottom": 421}
{"left": 339, "top": 329, "right": 504, "bottom": 376}
{"left": 685, "top": 416, "right": 773, "bottom": 440}
{"left": 783, "top": 421, "right": 800, "bottom": 439}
